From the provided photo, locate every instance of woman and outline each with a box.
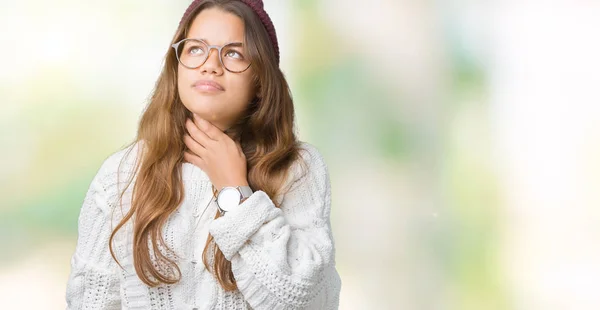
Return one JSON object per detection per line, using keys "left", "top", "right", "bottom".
{"left": 65, "top": 0, "right": 341, "bottom": 309}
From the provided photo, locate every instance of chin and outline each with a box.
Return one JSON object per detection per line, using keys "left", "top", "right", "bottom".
{"left": 182, "top": 98, "right": 218, "bottom": 118}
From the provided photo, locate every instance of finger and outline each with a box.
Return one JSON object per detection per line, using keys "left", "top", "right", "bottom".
{"left": 183, "top": 151, "right": 205, "bottom": 169}
{"left": 235, "top": 142, "right": 245, "bottom": 157}
{"left": 186, "top": 118, "right": 213, "bottom": 146}
{"left": 193, "top": 114, "right": 223, "bottom": 141}
{"left": 183, "top": 133, "right": 206, "bottom": 157}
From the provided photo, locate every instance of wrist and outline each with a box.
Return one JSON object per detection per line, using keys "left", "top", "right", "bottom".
{"left": 216, "top": 179, "right": 249, "bottom": 192}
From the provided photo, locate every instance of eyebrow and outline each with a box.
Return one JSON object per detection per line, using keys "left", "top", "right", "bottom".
{"left": 190, "top": 38, "right": 244, "bottom": 46}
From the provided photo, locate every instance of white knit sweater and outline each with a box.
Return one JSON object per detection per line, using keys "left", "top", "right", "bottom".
{"left": 65, "top": 141, "right": 341, "bottom": 310}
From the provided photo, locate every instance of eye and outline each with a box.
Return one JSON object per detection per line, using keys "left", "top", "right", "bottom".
{"left": 185, "top": 44, "right": 205, "bottom": 56}
{"left": 224, "top": 49, "right": 244, "bottom": 60}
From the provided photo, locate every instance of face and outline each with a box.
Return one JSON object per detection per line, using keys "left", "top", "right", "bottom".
{"left": 177, "top": 7, "right": 255, "bottom": 131}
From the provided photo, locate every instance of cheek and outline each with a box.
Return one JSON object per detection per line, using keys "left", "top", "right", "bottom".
{"left": 229, "top": 75, "right": 256, "bottom": 102}
{"left": 177, "top": 67, "right": 188, "bottom": 93}
{"left": 177, "top": 68, "right": 194, "bottom": 105}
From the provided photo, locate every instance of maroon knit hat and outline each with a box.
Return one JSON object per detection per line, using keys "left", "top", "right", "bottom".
{"left": 178, "top": 0, "right": 280, "bottom": 64}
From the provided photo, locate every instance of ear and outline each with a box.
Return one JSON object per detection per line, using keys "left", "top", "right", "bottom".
{"left": 252, "top": 86, "right": 262, "bottom": 102}
{"left": 252, "top": 76, "right": 261, "bottom": 98}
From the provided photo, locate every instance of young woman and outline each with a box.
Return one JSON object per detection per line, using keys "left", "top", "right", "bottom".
{"left": 65, "top": 0, "right": 341, "bottom": 309}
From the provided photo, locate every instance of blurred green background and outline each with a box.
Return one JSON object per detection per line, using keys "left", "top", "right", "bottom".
{"left": 2, "top": 1, "right": 600, "bottom": 309}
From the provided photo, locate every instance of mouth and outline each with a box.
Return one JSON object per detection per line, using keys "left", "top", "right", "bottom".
{"left": 192, "top": 80, "right": 225, "bottom": 92}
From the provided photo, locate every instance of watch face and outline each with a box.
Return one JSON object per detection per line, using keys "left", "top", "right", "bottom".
{"left": 217, "top": 187, "right": 241, "bottom": 212}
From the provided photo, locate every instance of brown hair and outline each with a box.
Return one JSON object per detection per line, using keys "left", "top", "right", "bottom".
{"left": 108, "top": 0, "right": 301, "bottom": 291}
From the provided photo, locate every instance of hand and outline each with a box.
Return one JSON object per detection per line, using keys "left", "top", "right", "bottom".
{"left": 183, "top": 114, "right": 249, "bottom": 191}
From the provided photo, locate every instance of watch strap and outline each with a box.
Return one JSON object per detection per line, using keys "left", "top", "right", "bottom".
{"left": 238, "top": 185, "right": 253, "bottom": 199}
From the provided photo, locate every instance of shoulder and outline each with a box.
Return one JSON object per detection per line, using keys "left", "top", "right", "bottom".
{"left": 295, "top": 141, "right": 329, "bottom": 176}
{"left": 92, "top": 140, "right": 143, "bottom": 192}
{"left": 275, "top": 142, "right": 332, "bottom": 217}
{"left": 297, "top": 141, "right": 327, "bottom": 166}
{"left": 282, "top": 141, "right": 330, "bottom": 195}
{"left": 77, "top": 141, "right": 143, "bottom": 218}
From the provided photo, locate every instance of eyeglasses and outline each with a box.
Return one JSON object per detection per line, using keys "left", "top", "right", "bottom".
{"left": 171, "top": 38, "right": 252, "bottom": 73}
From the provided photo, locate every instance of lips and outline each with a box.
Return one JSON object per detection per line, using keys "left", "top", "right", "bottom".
{"left": 192, "top": 80, "right": 225, "bottom": 92}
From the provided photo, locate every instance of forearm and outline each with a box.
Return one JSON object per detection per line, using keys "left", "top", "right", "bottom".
{"left": 209, "top": 190, "right": 336, "bottom": 309}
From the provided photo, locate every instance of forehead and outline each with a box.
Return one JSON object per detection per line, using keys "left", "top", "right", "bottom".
{"left": 187, "top": 7, "right": 245, "bottom": 45}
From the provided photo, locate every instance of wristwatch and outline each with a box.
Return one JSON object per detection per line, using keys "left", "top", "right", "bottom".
{"left": 216, "top": 185, "right": 253, "bottom": 214}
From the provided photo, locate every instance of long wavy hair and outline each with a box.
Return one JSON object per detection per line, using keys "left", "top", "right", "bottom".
{"left": 108, "top": 0, "right": 301, "bottom": 291}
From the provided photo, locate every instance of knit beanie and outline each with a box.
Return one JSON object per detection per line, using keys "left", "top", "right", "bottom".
{"left": 178, "top": 0, "right": 280, "bottom": 64}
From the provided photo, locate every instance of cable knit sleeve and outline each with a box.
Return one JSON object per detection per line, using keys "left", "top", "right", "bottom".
{"left": 65, "top": 161, "right": 122, "bottom": 310}
{"left": 208, "top": 143, "right": 342, "bottom": 310}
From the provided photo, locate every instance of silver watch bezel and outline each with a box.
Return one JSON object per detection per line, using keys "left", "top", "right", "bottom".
{"left": 216, "top": 186, "right": 252, "bottom": 214}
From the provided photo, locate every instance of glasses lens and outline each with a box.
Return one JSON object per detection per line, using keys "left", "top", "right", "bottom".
{"left": 177, "top": 39, "right": 208, "bottom": 68}
{"left": 221, "top": 44, "right": 251, "bottom": 72}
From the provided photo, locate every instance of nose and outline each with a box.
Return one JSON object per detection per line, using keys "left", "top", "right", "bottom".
{"left": 200, "top": 47, "right": 224, "bottom": 75}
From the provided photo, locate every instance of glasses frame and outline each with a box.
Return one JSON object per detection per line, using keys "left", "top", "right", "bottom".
{"left": 171, "top": 38, "right": 252, "bottom": 73}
